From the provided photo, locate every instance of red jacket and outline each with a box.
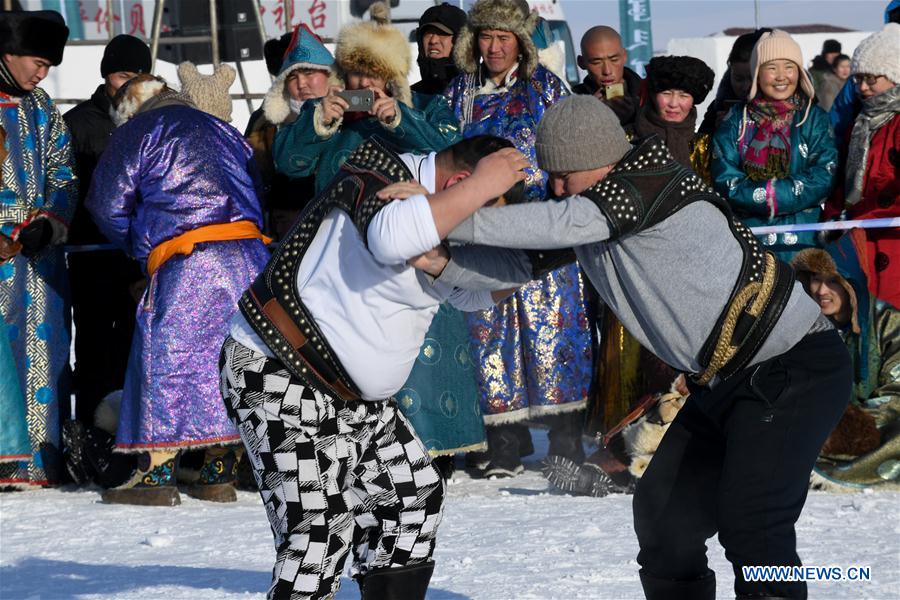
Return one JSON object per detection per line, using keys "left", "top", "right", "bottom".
{"left": 826, "top": 114, "right": 899, "bottom": 306}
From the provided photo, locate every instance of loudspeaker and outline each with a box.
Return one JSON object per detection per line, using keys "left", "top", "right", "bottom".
{"left": 157, "top": 24, "right": 262, "bottom": 64}
{"left": 157, "top": 0, "right": 262, "bottom": 65}
{"left": 160, "top": 0, "right": 257, "bottom": 30}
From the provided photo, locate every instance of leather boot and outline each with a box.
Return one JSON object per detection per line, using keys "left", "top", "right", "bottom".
{"left": 546, "top": 411, "right": 586, "bottom": 464}
{"left": 185, "top": 446, "right": 240, "bottom": 502}
{"left": 101, "top": 451, "right": 180, "bottom": 506}
{"left": 542, "top": 455, "right": 627, "bottom": 497}
{"left": 482, "top": 424, "right": 525, "bottom": 478}
{"left": 639, "top": 568, "right": 715, "bottom": 600}
{"left": 358, "top": 561, "right": 435, "bottom": 600}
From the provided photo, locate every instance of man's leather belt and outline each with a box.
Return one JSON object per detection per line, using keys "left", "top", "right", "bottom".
{"left": 248, "top": 280, "right": 361, "bottom": 403}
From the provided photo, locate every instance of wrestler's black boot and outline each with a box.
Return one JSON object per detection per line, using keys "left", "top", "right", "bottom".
{"left": 358, "top": 561, "right": 435, "bottom": 600}
{"left": 546, "top": 410, "right": 586, "bottom": 464}
{"left": 639, "top": 569, "right": 715, "bottom": 600}
{"left": 482, "top": 424, "right": 524, "bottom": 478}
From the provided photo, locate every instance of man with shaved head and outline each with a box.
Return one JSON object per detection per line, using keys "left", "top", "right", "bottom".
{"left": 573, "top": 25, "right": 644, "bottom": 135}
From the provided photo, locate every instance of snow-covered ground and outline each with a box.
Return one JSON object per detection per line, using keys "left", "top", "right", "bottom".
{"left": 2, "top": 430, "right": 898, "bottom": 600}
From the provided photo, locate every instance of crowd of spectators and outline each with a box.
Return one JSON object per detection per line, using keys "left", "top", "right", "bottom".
{"left": 0, "top": 0, "right": 896, "bottom": 504}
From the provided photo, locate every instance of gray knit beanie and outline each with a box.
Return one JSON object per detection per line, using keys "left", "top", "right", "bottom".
{"left": 536, "top": 95, "right": 632, "bottom": 173}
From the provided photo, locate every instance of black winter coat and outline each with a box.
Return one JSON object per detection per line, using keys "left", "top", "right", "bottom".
{"left": 64, "top": 85, "right": 116, "bottom": 245}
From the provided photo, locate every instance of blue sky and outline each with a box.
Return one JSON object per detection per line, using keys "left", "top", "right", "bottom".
{"left": 562, "top": 0, "right": 889, "bottom": 53}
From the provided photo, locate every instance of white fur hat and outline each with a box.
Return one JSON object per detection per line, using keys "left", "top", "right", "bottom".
{"left": 851, "top": 23, "right": 900, "bottom": 85}
{"left": 334, "top": 2, "right": 412, "bottom": 107}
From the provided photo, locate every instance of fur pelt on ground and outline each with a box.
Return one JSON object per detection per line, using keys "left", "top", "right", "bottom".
{"left": 820, "top": 402, "right": 881, "bottom": 459}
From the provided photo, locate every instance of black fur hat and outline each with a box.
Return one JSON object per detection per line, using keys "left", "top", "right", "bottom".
{"left": 263, "top": 32, "right": 293, "bottom": 77}
{"left": 0, "top": 10, "right": 70, "bottom": 66}
{"left": 645, "top": 55, "right": 715, "bottom": 104}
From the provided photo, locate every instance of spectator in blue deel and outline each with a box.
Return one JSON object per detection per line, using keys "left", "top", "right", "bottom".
{"left": 712, "top": 29, "right": 837, "bottom": 261}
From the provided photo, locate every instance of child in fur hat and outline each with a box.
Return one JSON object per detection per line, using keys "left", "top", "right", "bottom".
{"left": 712, "top": 29, "right": 838, "bottom": 262}
{"left": 246, "top": 24, "right": 335, "bottom": 239}
{"left": 273, "top": 2, "right": 461, "bottom": 194}
{"left": 791, "top": 231, "right": 900, "bottom": 491}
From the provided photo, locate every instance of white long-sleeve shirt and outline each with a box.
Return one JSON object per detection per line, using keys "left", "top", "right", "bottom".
{"left": 230, "top": 152, "right": 493, "bottom": 400}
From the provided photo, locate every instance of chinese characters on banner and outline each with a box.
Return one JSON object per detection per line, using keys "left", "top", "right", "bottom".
{"left": 259, "top": 0, "right": 335, "bottom": 36}
{"left": 619, "top": 0, "right": 653, "bottom": 77}
{"left": 71, "top": 0, "right": 148, "bottom": 40}
{"left": 66, "top": 0, "right": 335, "bottom": 42}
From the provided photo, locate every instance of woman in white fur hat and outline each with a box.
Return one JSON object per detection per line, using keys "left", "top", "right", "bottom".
{"left": 273, "top": 3, "right": 461, "bottom": 195}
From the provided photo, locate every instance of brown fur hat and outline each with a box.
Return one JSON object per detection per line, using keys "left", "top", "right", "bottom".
{"left": 334, "top": 2, "right": 412, "bottom": 107}
{"left": 453, "top": 0, "right": 540, "bottom": 79}
{"left": 110, "top": 73, "right": 196, "bottom": 126}
{"left": 791, "top": 248, "right": 860, "bottom": 335}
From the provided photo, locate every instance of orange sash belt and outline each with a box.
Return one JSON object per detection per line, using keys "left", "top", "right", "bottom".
{"left": 147, "top": 220, "right": 272, "bottom": 276}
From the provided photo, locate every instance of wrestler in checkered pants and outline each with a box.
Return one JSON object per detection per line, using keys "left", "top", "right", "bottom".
{"left": 219, "top": 337, "right": 444, "bottom": 600}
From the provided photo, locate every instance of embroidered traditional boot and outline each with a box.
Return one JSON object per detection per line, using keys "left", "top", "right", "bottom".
{"left": 101, "top": 450, "right": 180, "bottom": 506}
{"left": 185, "top": 446, "right": 240, "bottom": 502}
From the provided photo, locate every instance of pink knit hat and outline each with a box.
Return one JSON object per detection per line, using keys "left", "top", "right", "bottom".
{"left": 748, "top": 29, "right": 815, "bottom": 125}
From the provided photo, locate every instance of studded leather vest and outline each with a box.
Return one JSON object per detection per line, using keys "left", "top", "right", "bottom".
{"left": 239, "top": 138, "right": 413, "bottom": 400}
{"left": 578, "top": 135, "right": 796, "bottom": 385}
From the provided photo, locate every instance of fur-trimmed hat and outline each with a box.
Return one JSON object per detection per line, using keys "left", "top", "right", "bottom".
{"left": 645, "top": 55, "right": 715, "bottom": 104}
{"left": 334, "top": 2, "right": 412, "bottom": 107}
{"left": 0, "top": 10, "right": 69, "bottom": 66}
{"left": 178, "top": 61, "right": 236, "bottom": 122}
{"left": 264, "top": 32, "right": 293, "bottom": 76}
{"left": 263, "top": 24, "right": 336, "bottom": 124}
{"left": 453, "top": 0, "right": 540, "bottom": 80}
{"left": 791, "top": 246, "right": 861, "bottom": 335}
{"left": 111, "top": 73, "right": 194, "bottom": 126}
{"left": 851, "top": 23, "right": 900, "bottom": 85}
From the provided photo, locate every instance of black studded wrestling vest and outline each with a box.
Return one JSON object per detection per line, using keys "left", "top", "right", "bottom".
{"left": 572, "top": 135, "right": 795, "bottom": 385}
{"left": 239, "top": 138, "right": 413, "bottom": 400}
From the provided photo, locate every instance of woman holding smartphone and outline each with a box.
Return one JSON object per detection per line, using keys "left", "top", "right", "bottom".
{"left": 273, "top": 4, "right": 460, "bottom": 194}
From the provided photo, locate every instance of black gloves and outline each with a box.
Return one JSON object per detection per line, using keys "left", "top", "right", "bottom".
{"left": 18, "top": 218, "right": 54, "bottom": 258}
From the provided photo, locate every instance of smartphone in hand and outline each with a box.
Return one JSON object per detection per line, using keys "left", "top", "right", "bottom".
{"left": 604, "top": 83, "right": 625, "bottom": 99}
{"left": 335, "top": 89, "right": 375, "bottom": 112}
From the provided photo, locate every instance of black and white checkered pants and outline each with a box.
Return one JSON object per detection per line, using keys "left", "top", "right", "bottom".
{"left": 219, "top": 336, "right": 444, "bottom": 600}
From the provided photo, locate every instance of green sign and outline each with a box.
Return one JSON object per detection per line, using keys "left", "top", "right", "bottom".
{"left": 619, "top": 0, "right": 653, "bottom": 77}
